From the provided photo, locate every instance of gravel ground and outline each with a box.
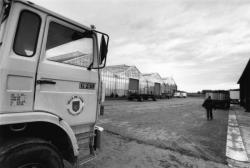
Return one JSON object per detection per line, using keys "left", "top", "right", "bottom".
{"left": 83, "top": 97, "right": 229, "bottom": 168}
{"left": 84, "top": 131, "right": 228, "bottom": 168}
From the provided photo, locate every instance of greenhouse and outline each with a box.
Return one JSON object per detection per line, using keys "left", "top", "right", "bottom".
{"left": 101, "top": 65, "right": 141, "bottom": 97}
{"left": 101, "top": 64, "right": 177, "bottom": 98}
{"left": 162, "top": 77, "right": 178, "bottom": 98}
{"left": 141, "top": 73, "right": 163, "bottom": 97}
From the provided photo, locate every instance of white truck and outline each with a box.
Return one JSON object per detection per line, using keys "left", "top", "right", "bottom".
{"left": 180, "top": 92, "right": 187, "bottom": 98}
{"left": 173, "top": 91, "right": 181, "bottom": 98}
{"left": 0, "top": 0, "right": 109, "bottom": 167}
{"left": 229, "top": 89, "right": 240, "bottom": 104}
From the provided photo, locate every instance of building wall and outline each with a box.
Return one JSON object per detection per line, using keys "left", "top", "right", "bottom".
{"left": 101, "top": 70, "right": 129, "bottom": 97}
{"left": 240, "top": 78, "right": 250, "bottom": 111}
{"left": 162, "top": 84, "right": 176, "bottom": 95}
{"left": 239, "top": 59, "right": 250, "bottom": 112}
{"left": 139, "top": 76, "right": 154, "bottom": 95}
{"left": 162, "top": 78, "right": 177, "bottom": 97}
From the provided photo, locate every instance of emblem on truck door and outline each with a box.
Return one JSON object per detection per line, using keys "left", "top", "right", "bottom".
{"left": 72, "top": 101, "right": 80, "bottom": 112}
{"left": 67, "top": 96, "right": 84, "bottom": 115}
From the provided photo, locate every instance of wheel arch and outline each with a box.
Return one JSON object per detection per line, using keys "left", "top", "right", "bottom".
{"left": 0, "top": 112, "right": 79, "bottom": 164}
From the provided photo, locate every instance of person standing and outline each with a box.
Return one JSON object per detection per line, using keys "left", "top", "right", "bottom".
{"left": 202, "top": 96, "right": 213, "bottom": 120}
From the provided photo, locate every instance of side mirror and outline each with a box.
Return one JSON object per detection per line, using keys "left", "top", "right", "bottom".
{"left": 99, "top": 35, "right": 108, "bottom": 65}
{"left": 90, "top": 30, "right": 109, "bottom": 70}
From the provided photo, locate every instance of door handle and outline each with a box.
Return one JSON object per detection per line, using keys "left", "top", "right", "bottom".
{"left": 37, "top": 79, "right": 56, "bottom": 85}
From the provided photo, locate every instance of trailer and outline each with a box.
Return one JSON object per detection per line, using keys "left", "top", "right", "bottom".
{"left": 128, "top": 78, "right": 156, "bottom": 101}
{"left": 229, "top": 89, "right": 240, "bottom": 104}
{"left": 205, "top": 90, "right": 230, "bottom": 109}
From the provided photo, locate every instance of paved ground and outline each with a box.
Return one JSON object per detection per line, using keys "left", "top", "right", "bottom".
{"left": 235, "top": 106, "right": 250, "bottom": 160}
{"left": 82, "top": 97, "right": 230, "bottom": 167}
{"left": 84, "top": 131, "right": 228, "bottom": 168}
{"left": 102, "top": 98, "right": 228, "bottom": 162}
{"left": 226, "top": 105, "right": 250, "bottom": 168}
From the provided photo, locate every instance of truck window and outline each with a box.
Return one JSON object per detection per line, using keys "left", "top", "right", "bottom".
{"left": 13, "top": 10, "right": 41, "bottom": 56}
{"left": 45, "top": 22, "right": 93, "bottom": 68}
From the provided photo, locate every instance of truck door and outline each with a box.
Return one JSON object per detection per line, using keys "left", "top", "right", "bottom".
{"left": 34, "top": 17, "right": 99, "bottom": 126}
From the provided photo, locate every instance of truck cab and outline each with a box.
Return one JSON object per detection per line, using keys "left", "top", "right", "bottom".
{"left": 0, "top": 0, "right": 109, "bottom": 167}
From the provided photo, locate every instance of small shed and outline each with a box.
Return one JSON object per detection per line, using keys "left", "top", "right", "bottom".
{"left": 238, "top": 59, "right": 250, "bottom": 112}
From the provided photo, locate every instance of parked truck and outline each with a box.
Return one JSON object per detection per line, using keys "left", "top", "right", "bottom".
{"left": 205, "top": 90, "right": 230, "bottom": 109}
{"left": 0, "top": 0, "right": 109, "bottom": 167}
{"left": 173, "top": 91, "right": 187, "bottom": 98}
{"left": 173, "top": 91, "right": 181, "bottom": 98}
{"left": 181, "top": 92, "right": 187, "bottom": 98}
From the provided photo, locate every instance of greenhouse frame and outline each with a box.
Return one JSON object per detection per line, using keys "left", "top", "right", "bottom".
{"left": 101, "top": 64, "right": 177, "bottom": 98}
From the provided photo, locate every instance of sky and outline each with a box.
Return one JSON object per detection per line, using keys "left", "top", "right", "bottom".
{"left": 32, "top": 0, "right": 250, "bottom": 92}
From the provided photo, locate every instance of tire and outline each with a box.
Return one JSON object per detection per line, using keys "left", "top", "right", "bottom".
{"left": 0, "top": 138, "right": 64, "bottom": 168}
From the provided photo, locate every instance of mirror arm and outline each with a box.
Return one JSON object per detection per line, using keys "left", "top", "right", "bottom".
{"left": 87, "top": 62, "right": 93, "bottom": 71}
{"left": 92, "top": 30, "right": 109, "bottom": 47}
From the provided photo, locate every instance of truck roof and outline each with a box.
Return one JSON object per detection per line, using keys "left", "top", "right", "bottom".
{"left": 14, "top": 0, "right": 92, "bottom": 31}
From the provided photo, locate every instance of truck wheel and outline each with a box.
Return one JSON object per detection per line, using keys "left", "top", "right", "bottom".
{"left": 0, "top": 138, "right": 63, "bottom": 168}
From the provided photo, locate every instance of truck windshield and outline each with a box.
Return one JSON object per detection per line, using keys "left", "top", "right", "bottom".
{"left": 45, "top": 22, "right": 93, "bottom": 68}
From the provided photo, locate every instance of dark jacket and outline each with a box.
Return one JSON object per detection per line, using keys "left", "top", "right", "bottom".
{"left": 202, "top": 99, "right": 213, "bottom": 109}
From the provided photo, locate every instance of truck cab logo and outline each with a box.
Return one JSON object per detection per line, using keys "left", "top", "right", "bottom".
{"left": 72, "top": 101, "right": 80, "bottom": 112}
{"left": 67, "top": 96, "right": 84, "bottom": 115}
